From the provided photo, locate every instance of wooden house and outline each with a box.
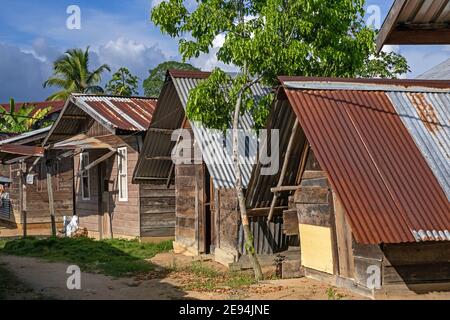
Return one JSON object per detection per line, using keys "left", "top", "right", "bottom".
{"left": 250, "top": 76, "right": 450, "bottom": 296}
{"left": 0, "top": 127, "right": 74, "bottom": 235}
{"left": 134, "top": 70, "right": 298, "bottom": 266}
{"left": 43, "top": 94, "right": 176, "bottom": 241}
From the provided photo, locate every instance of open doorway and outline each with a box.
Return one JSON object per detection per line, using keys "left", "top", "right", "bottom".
{"left": 203, "top": 165, "right": 214, "bottom": 254}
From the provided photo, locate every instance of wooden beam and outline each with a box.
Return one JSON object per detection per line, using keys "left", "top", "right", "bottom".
{"left": 384, "top": 28, "right": 450, "bottom": 45}
{"left": 145, "top": 156, "right": 172, "bottom": 161}
{"left": 19, "top": 162, "right": 26, "bottom": 237}
{"left": 376, "top": 0, "right": 407, "bottom": 52}
{"left": 79, "top": 150, "right": 116, "bottom": 174}
{"left": 147, "top": 128, "right": 175, "bottom": 135}
{"left": 268, "top": 120, "right": 299, "bottom": 221}
{"left": 46, "top": 162, "right": 56, "bottom": 237}
{"left": 61, "top": 115, "right": 88, "bottom": 120}
{"left": 295, "top": 140, "right": 310, "bottom": 184}
{"left": 247, "top": 206, "right": 288, "bottom": 217}
{"left": 271, "top": 185, "right": 300, "bottom": 193}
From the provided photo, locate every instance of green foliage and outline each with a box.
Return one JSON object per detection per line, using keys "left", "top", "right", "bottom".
{"left": 143, "top": 60, "right": 199, "bottom": 97}
{"left": 44, "top": 47, "right": 111, "bottom": 101}
{"left": 106, "top": 67, "right": 139, "bottom": 96}
{"left": 326, "top": 287, "right": 345, "bottom": 300}
{"left": 151, "top": 0, "right": 407, "bottom": 131}
{"left": 0, "top": 237, "right": 172, "bottom": 277}
{"left": 359, "top": 51, "right": 410, "bottom": 78}
{"left": 0, "top": 98, "right": 52, "bottom": 133}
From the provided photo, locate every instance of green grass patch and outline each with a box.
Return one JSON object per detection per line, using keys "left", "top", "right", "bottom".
{"left": 0, "top": 237, "right": 172, "bottom": 277}
{"left": 182, "top": 261, "right": 257, "bottom": 291}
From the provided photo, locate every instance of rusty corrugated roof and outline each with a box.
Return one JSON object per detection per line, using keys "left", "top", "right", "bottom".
{"left": 74, "top": 95, "right": 157, "bottom": 131}
{"left": 0, "top": 144, "right": 44, "bottom": 158}
{"left": 280, "top": 77, "right": 450, "bottom": 244}
{"left": 44, "top": 95, "right": 157, "bottom": 144}
{"left": 0, "top": 100, "right": 65, "bottom": 115}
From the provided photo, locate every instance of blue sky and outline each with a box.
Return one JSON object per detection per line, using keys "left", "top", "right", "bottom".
{"left": 0, "top": 0, "right": 448, "bottom": 102}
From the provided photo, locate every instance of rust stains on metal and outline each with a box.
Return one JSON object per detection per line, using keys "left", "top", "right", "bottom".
{"left": 406, "top": 93, "right": 440, "bottom": 133}
{"left": 282, "top": 82, "right": 450, "bottom": 244}
{"left": 0, "top": 144, "right": 44, "bottom": 157}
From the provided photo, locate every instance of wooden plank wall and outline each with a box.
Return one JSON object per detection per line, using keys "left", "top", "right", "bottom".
{"left": 139, "top": 182, "right": 175, "bottom": 237}
{"left": 174, "top": 163, "right": 203, "bottom": 253}
{"left": 382, "top": 242, "right": 450, "bottom": 285}
{"left": 75, "top": 133, "right": 141, "bottom": 238}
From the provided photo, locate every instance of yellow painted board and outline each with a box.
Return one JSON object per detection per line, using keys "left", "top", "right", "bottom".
{"left": 299, "top": 223, "right": 334, "bottom": 274}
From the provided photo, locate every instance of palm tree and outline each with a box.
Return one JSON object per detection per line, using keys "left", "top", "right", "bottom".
{"left": 0, "top": 99, "right": 52, "bottom": 133}
{"left": 44, "top": 47, "right": 111, "bottom": 101}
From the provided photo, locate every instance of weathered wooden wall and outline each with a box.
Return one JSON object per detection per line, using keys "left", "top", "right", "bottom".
{"left": 75, "top": 131, "right": 142, "bottom": 239}
{"left": 0, "top": 154, "right": 73, "bottom": 228}
{"left": 140, "top": 182, "right": 175, "bottom": 238}
{"left": 174, "top": 163, "right": 204, "bottom": 254}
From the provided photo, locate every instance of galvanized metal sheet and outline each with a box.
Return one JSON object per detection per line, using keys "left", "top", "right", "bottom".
{"left": 387, "top": 92, "right": 450, "bottom": 201}
{"left": 417, "top": 58, "right": 450, "bottom": 80}
{"left": 282, "top": 78, "right": 450, "bottom": 244}
{"left": 172, "top": 75, "right": 270, "bottom": 188}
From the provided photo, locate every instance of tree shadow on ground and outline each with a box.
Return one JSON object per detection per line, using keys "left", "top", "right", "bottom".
{"left": 0, "top": 237, "right": 195, "bottom": 300}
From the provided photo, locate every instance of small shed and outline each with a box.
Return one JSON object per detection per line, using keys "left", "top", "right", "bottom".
{"left": 253, "top": 77, "right": 450, "bottom": 296}
{"left": 134, "top": 70, "right": 297, "bottom": 266}
{"left": 0, "top": 127, "right": 74, "bottom": 234}
{"left": 44, "top": 94, "right": 175, "bottom": 241}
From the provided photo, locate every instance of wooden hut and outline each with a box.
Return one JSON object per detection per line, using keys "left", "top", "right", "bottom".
{"left": 0, "top": 127, "right": 74, "bottom": 235}
{"left": 43, "top": 94, "right": 175, "bottom": 241}
{"left": 134, "top": 70, "right": 298, "bottom": 266}
{"left": 250, "top": 76, "right": 450, "bottom": 296}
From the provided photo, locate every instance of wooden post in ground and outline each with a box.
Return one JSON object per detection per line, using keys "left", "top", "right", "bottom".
{"left": 19, "top": 162, "right": 26, "bottom": 237}
{"left": 46, "top": 158, "right": 56, "bottom": 237}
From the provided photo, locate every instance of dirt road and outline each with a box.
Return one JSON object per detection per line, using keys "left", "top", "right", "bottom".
{"left": 0, "top": 255, "right": 365, "bottom": 300}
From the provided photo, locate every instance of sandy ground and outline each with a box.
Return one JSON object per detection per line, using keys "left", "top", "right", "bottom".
{"left": 0, "top": 254, "right": 366, "bottom": 300}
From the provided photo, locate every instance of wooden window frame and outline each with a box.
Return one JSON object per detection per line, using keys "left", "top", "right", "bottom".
{"left": 80, "top": 152, "right": 91, "bottom": 200}
{"left": 117, "top": 147, "right": 128, "bottom": 202}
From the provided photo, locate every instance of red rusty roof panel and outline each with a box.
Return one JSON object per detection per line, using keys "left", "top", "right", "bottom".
{"left": 283, "top": 87, "right": 450, "bottom": 244}
{"left": 73, "top": 95, "right": 157, "bottom": 131}
{"left": 0, "top": 144, "right": 44, "bottom": 157}
{"left": 0, "top": 100, "right": 65, "bottom": 115}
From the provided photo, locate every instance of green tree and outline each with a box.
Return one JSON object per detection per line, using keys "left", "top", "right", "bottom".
{"left": 143, "top": 61, "right": 199, "bottom": 97}
{"left": 360, "top": 51, "right": 410, "bottom": 78}
{"left": 44, "top": 47, "right": 111, "bottom": 101}
{"left": 106, "top": 68, "right": 139, "bottom": 96}
{"left": 0, "top": 98, "right": 52, "bottom": 133}
{"left": 151, "top": 0, "right": 408, "bottom": 280}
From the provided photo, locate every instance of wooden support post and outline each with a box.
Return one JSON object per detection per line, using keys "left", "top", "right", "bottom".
{"left": 19, "top": 162, "right": 26, "bottom": 237}
{"left": 268, "top": 120, "right": 299, "bottom": 221}
{"left": 46, "top": 160, "right": 56, "bottom": 237}
{"left": 166, "top": 164, "right": 174, "bottom": 188}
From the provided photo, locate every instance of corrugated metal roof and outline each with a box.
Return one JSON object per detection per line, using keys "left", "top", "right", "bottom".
{"left": 44, "top": 95, "right": 157, "bottom": 144}
{"left": 73, "top": 95, "right": 156, "bottom": 131}
{"left": 133, "top": 70, "right": 270, "bottom": 189}
{"left": 417, "top": 58, "right": 450, "bottom": 80}
{"left": 0, "top": 144, "right": 44, "bottom": 158}
{"left": 280, "top": 77, "right": 450, "bottom": 244}
{"left": 387, "top": 91, "right": 450, "bottom": 201}
{"left": 0, "top": 127, "right": 51, "bottom": 145}
{"left": 376, "top": 0, "right": 450, "bottom": 50}
{"left": 0, "top": 100, "right": 65, "bottom": 115}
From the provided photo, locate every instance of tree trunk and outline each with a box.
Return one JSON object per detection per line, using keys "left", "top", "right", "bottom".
{"left": 232, "top": 90, "right": 263, "bottom": 281}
